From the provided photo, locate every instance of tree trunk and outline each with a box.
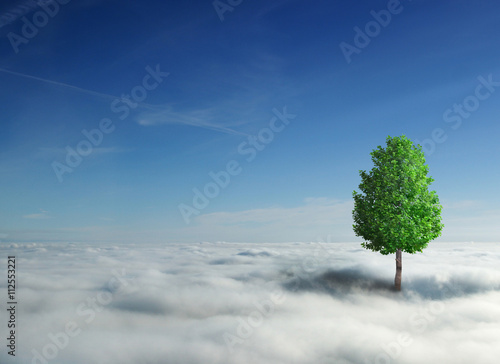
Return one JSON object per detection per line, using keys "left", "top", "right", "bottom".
{"left": 395, "top": 249, "right": 402, "bottom": 291}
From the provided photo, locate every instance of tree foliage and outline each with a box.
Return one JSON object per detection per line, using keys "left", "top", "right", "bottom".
{"left": 352, "top": 135, "right": 444, "bottom": 255}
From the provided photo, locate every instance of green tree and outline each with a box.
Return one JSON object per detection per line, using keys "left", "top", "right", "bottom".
{"left": 352, "top": 135, "right": 444, "bottom": 291}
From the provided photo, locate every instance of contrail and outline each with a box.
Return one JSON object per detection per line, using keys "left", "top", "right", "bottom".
{"left": 0, "top": 67, "right": 143, "bottom": 104}
{"left": 0, "top": 67, "right": 249, "bottom": 137}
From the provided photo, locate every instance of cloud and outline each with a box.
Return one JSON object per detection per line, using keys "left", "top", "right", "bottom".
{"left": 197, "top": 198, "right": 353, "bottom": 226}
{"left": 0, "top": 68, "right": 158, "bottom": 110}
{"left": 137, "top": 106, "right": 250, "bottom": 137}
{"left": 23, "top": 209, "right": 51, "bottom": 219}
{"left": 440, "top": 204, "right": 500, "bottom": 242}
{"left": 1, "top": 241, "right": 499, "bottom": 364}
{"left": 442, "top": 199, "right": 485, "bottom": 210}
{"left": 0, "top": 67, "right": 119, "bottom": 101}
{"left": 180, "top": 198, "right": 355, "bottom": 242}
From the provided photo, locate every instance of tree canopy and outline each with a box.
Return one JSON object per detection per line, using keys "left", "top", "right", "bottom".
{"left": 352, "top": 135, "right": 444, "bottom": 255}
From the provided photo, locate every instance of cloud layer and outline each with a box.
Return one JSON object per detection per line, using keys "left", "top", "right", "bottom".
{"left": 1, "top": 241, "right": 499, "bottom": 364}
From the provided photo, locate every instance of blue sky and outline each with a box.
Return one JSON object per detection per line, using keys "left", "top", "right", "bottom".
{"left": 0, "top": 0, "right": 499, "bottom": 244}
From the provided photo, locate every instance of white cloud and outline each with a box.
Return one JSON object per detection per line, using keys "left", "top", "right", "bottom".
{"left": 198, "top": 198, "right": 352, "bottom": 226}
{"left": 182, "top": 198, "right": 355, "bottom": 243}
{"left": 1, "top": 241, "right": 499, "bottom": 364}
{"left": 442, "top": 199, "right": 485, "bottom": 210}
{"left": 439, "top": 201, "right": 500, "bottom": 242}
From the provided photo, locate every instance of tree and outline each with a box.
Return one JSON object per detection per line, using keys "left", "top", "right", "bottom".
{"left": 352, "top": 135, "right": 444, "bottom": 291}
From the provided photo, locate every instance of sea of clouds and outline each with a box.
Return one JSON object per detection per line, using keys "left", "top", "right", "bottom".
{"left": 1, "top": 241, "right": 499, "bottom": 364}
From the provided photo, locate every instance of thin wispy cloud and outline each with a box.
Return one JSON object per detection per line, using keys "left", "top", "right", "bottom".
{"left": 0, "top": 68, "right": 251, "bottom": 137}
{"left": 443, "top": 199, "right": 485, "bottom": 210}
{"left": 196, "top": 198, "right": 353, "bottom": 226}
{"left": 167, "top": 198, "right": 358, "bottom": 243}
{"left": 23, "top": 209, "right": 51, "bottom": 219}
{"left": 137, "top": 107, "right": 251, "bottom": 137}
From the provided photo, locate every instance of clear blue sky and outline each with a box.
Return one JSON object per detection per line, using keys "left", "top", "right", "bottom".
{"left": 1, "top": 0, "right": 499, "bottom": 244}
